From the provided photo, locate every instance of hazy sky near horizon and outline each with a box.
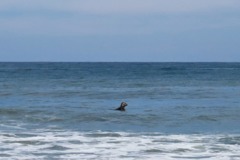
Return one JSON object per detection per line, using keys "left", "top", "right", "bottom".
{"left": 0, "top": 0, "right": 240, "bottom": 62}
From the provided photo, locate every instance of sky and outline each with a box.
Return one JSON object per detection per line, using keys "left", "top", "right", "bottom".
{"left": 0, "top": 0, "right": 240, "bottom": 62}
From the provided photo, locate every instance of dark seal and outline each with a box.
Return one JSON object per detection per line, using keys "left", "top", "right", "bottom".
{"left": 116, "top": 102, "right": 128, "bottom": 111}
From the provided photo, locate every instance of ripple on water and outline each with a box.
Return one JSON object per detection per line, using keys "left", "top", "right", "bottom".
{"left": 218, "top": 136, "right": 240, "bottom": 145}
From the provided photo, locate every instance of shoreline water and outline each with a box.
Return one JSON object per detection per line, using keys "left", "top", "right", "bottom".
{"left": 1, "top": 129, "right": 240, "bottom": 160}
{"left": 0, "top": 62, "right": 240, "bottom": 159}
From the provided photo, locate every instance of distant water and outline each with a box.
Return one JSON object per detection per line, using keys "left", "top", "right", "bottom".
{"left": 0, "top": 62, "right": 240, "bottom": 159}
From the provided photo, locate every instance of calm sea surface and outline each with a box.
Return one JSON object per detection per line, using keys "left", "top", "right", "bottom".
{"left": 0, "top": 62, "right": 240, "bottom": 159}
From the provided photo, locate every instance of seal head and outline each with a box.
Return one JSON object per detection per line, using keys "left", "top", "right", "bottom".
{"left": 116, "top": 102, "right": 128, "bottom": 111}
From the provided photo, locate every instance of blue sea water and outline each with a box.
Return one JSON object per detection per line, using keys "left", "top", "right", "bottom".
{"left": 0, "top": 62, "right": 240, "bottom": 159}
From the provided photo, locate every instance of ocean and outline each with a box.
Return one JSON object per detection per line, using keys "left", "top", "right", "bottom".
{"left": 0, "top": 62, "right": 240, "bottom": 159}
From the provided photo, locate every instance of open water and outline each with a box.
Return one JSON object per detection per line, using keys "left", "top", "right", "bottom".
{"left": 0, "top": 62, "right": 240, "bottom": 159}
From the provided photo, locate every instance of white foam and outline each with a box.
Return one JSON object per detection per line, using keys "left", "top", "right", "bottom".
{"left": 0, "top": 130, "right": 239, "bottom": 160}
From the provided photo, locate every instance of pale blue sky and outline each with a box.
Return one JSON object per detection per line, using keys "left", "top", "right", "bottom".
{"left": 0, "top": 0, "right": 240, "bottom": 62}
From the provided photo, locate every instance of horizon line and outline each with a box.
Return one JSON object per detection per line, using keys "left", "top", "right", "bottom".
{"left": 0, "top": 61, "right": 240, "bottom": 63}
